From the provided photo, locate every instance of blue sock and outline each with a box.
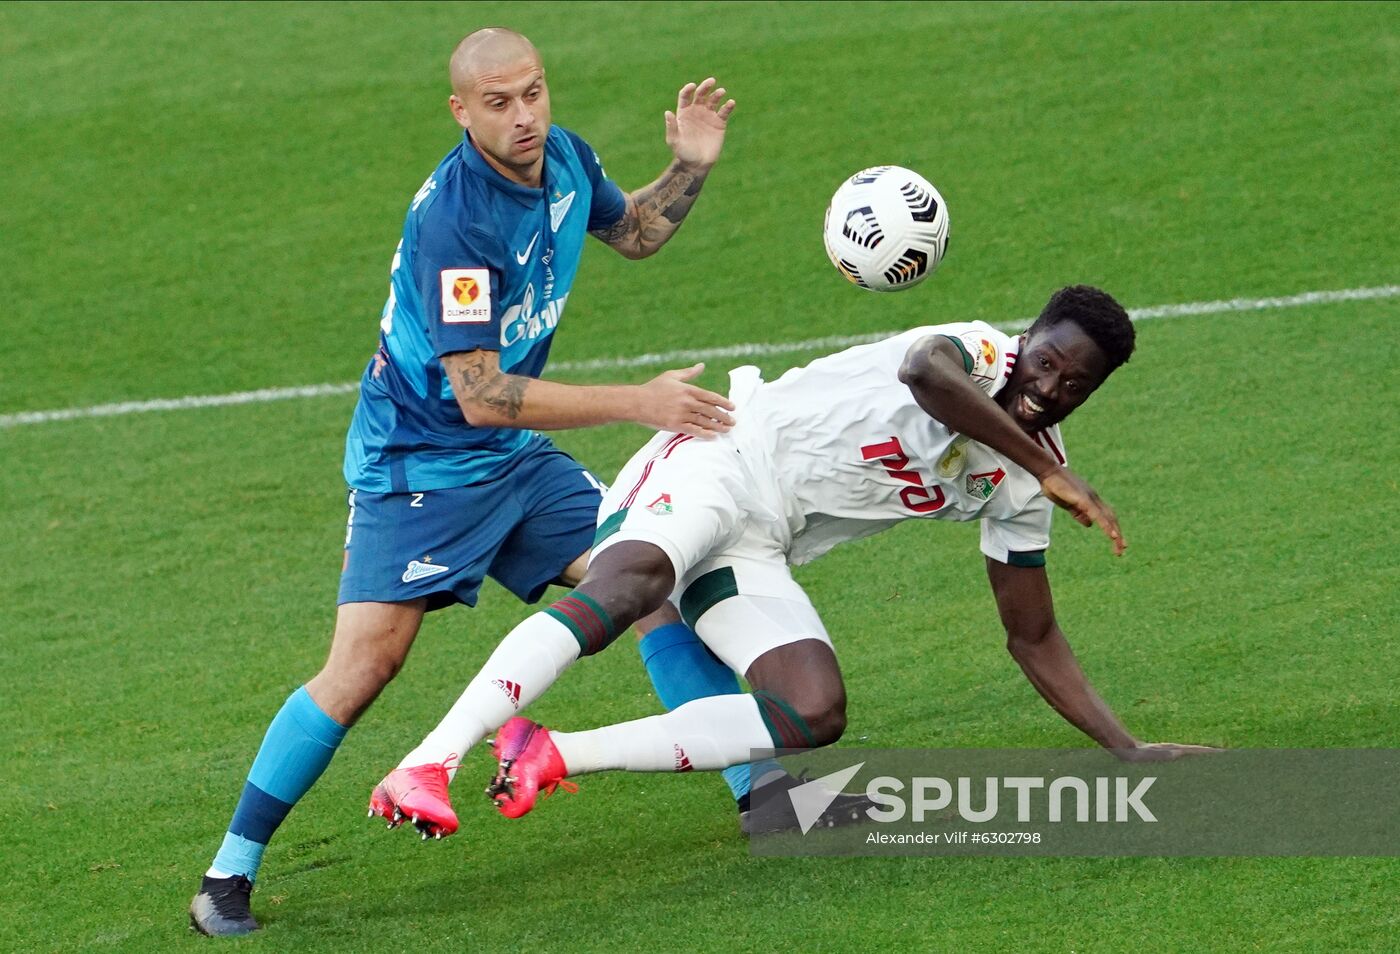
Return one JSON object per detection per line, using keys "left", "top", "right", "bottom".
{"left": 639, "top": 623, "right": 781, "bottom": 801}
{"left": 210, "top": 686, "right": 348, "bottom": 881}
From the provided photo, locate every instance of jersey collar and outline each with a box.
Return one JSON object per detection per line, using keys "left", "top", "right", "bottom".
{"left": 461, "top": 131, "right": 546, "bottom": 207}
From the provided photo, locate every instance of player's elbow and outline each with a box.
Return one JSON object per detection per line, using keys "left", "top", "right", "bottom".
{"left": 896, "top": 350, "right": 933, "bottom": 390}
{"left": 1005, "top": 623, "right": 1055, "bottom": 661}
{"left": 457, "top": 401, "right": 490, "bottom": 427}
{"left": 890, "top": 339, "right": 957, "bottom": 397}
{"left": 457, "top": 400, "right": 511, "bottom": 429}
{"left": 898, "top": 338, "right": 957, "bottom": 395}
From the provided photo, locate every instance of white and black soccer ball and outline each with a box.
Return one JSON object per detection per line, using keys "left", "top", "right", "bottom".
{"left": 822, "top": 166, "right": 949, "bottom": 292}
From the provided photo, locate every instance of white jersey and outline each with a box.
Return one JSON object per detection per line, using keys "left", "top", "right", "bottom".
{"left": 738, "top": 321, "right": 1064, "bottom": 566}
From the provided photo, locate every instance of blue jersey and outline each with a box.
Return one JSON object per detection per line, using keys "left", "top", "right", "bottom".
{"left": 344, "top": 126, "right": 627, "bottom": 493}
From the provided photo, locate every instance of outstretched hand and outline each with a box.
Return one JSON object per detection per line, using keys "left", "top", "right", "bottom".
{"left": 1039, "top": 465, "right": 1126, "bottom": 556}
{"left": 637, "top": 363, "right": 736, "bottom": 438}
{"left": 1116, "top": 742, "right": 1224, "bottom": 762}
{"left": 665, "top": 78, "right": 736, "bottom": 169}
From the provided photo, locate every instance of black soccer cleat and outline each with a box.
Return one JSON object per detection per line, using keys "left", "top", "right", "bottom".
{"left": 739, "top": 771, "right": 877, "bottom": 836}
{"left": 189, "top": 874, "right": 260, "bottom": 937}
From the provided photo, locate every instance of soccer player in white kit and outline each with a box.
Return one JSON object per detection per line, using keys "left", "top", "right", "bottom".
{"left": 386, "top": 285, "right": 1215, "bottom": 830}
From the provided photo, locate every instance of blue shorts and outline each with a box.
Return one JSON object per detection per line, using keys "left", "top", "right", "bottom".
{"left": 338, "top": 436, "right": 605, "bottom": 611}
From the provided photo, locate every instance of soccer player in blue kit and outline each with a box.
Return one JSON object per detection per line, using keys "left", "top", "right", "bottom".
{"left": 191, "top": 28, "right": 750, "bottom": 936}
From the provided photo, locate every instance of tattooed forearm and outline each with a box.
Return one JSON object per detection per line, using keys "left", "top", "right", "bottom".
{"left": 471, "top": 372, "right": 528, "bottom": 420}
{"left": 445, "top": 350, "right": 529, "bottom": 422}
{"left": 589, "top": 213, "right": 637, "bottom": 248}
{"left": 639, "top": 164, "right": 704, "bottom": 226}
{"left": 590, "top": 162, "right": 708, "bottom": 258}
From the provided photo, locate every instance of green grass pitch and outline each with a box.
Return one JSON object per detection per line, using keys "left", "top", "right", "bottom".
{"left": 2, "top": 1, "right": 1397, "bottom": 950}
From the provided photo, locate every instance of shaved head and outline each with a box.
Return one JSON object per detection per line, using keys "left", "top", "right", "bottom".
{"left": 450, "top": 28, "right": 541, "bottom": 96}
{"left": 446, "top": 28, "right": 551, "bottom": 187}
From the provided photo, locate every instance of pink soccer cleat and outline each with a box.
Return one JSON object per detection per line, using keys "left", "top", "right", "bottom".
{"left": 368, "top": 757, "right": 459, "bottom": 839}
{"left": 486, "top": 717, "right": 576, "bottom": 818}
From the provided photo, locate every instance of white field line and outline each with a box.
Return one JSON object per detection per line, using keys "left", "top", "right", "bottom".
{"left": 3, "top": 284, "right": 1396, "bottom": 429}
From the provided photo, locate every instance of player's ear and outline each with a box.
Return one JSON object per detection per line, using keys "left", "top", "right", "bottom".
{"left": 449, "top": 94, "right": 471, "bottom": 131}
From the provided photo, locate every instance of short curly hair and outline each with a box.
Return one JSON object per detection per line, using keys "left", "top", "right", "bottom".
{"left": 1028, "top": 285, "right": 1135, "bottom": 372}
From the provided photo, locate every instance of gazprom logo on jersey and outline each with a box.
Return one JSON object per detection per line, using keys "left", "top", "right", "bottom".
{"left": 500, "top": 283, "right": 570, "bottom": 347}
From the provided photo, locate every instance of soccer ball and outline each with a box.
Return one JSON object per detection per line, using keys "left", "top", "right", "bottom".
{"left": 822, "top": 166, "right": 949, "bottom": 292}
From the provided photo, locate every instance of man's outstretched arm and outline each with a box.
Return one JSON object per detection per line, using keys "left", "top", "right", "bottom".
{"left": 591, "top": 78, "right": 735, "bottom": 260}
{"left": 441, "top": 349, "right": 734, "bottom": 438}
{"left": 986, "top": 557, "right": 1217, "bottom": 761}
{"left": 901, "top": 335, "right": 1125, "bottom": 555}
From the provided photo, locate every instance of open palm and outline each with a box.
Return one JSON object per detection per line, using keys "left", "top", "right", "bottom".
{"left": 665, "top": 77, "right": 736, "bottom": 168}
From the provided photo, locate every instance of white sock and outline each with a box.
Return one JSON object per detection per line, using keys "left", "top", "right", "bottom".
{"left": 399, "top": 612, "right": 580, "bottom": 779}
{"left": 551, "top": 694, "right": 775, "bottom": 775}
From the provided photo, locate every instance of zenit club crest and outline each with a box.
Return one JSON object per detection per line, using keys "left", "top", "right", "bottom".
{"left": 402, "top": 559, "right": 451, "bottom": 583}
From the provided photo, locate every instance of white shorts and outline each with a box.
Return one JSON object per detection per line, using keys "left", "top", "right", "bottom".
{"left": 593, "top": 426, "right": 833, "bottom": 676}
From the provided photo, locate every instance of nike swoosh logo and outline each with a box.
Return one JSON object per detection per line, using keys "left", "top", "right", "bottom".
{"left": 514, "top": 232, "right": 540, "bottom": 265}
{"left": 549, "top": 191, "right": 575, "bottom": 233}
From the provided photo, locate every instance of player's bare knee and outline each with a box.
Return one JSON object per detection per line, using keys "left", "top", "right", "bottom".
{"left": 321, "top": 649, "right": 398, "bottom": 699}
{"left": 576, "top": 542, "right": 675, "bottom": 633}
{"left": 799, "top": 698, "right": 848, "bottom": 747}
{"left": 362, "top": 649, "right": 405, "bottom": 689}
{"left": 307, "top": 651, "right": 397, "bottom": 725}
{"left": 604, "top": 562, "right": 673, "bottom": 620}
{"left": 747, "top": 640, "right": 847, "bottom": 747}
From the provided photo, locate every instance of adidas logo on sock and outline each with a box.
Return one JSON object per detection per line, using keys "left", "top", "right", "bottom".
{"left": 674, "top": 744, "right": 693, "bottom": 773}
{"left": 492, "top": 679, "right": 522, "bottom": 708}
